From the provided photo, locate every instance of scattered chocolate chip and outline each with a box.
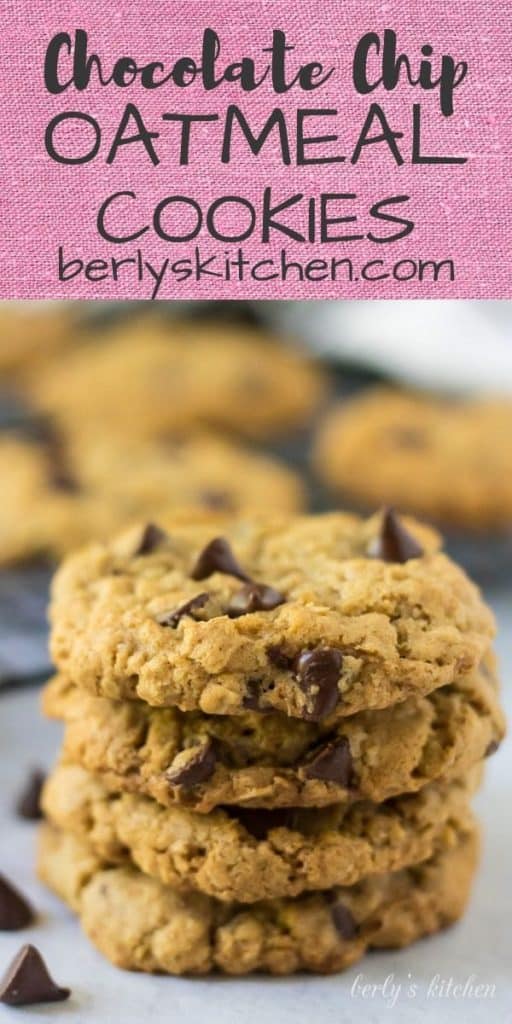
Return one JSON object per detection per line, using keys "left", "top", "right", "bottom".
{"left": 227, "top": 583, "right": 285, "bottom": 617}
{"left": 16, "top": 770, "right": 45, "bottom": 821}
{"left": 303, "top": 737, "right": 356, "bottom": 787}
{"left": 0, "top": 945, "right": 70, "bottom": 1006}
{"left": 156, "top": 593, "right": 209, "bottom": 628}
{"left": 330, "top": 902, "right": 359, "bottom": 940}
{"left": 0, "top": 876, "right": 34, "bottom": 931}
{"left": 267, "top": 645, "right": 293, "bottom": 670}
{"left": 135, "top": 522, "right": 168, "bottom": 556}
{"left": 191, "top": 537, "right": 251, "bottom": 582}
{"left": 166, "top": 739, "right": 217, "bottom": 789}
{"left": 199, "top": 490, "right": 234, "bottom": 512}
{"left": 225, "top": 807, "right": 298, "bottom": 840}
{"left": 294, "top": 648, "right": 343, "bottom": 721}
{"left": 485, "top": 739, "right": 500, "bottom": 758}
{"left": 368, "top": 508, "right": 424, "bottom": 563}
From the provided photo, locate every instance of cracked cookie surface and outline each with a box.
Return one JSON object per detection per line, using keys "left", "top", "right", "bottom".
{"left": 42, "top": 663, "right": 503, "bottom": 812}
{"left": 50, "top": 512, "right": 495, "bottom": 719}
{"left": 37, "top": 823, "right": 479, "bottom": 975}
{"left": 41, "top": 762, "right": 479, "bottom": 904}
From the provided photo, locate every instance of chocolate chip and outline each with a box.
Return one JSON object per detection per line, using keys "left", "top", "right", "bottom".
{"left": 16, "top": 770, "right": 45, "bottom": 821}
{"left": 485, "top": 739, "right": 500, "bottom": 758}
{"left": 331, "top": 902, "right": 359, "bottom": 940}
{"left": 191, "top": 537, "right": 251, "bottom": 582}
{"left": 156, "top": 593, "right": 209, "bottom": 628}
{"left": 49, "top": 467, "right": 80, "bottom": 493}
{"left": 199, "top": 490, "right": 234, "bottom": 512}
{"left": 303, "top": 737, "right": 356, "bottom": 787}
{"left": 368, "top": 508, "right": 424, "bottom": 563}
{"left": 389, "top": 427, "right": 427, "bottom": 450}
{"left": 166, "top": 739, "right": 216, "bottom": 789}
{"left": 0, "top": 876, "right": 34, "bottom": 931}
{"left": 225, "top": 807, "right": 298, "bottom": 840}
{"left": 242, "top": 680, "right": 262, "bottom": 711}
{"left": 267, "top": 645, "right": 293, "bottom": 670}
{"left": 37, "top": 423, "right": 80, "bottom": 493}
{"left": 294, "top": 648, "right": 343, "bottom": 721}
{"left": 227, "top": 583, "right": 285, "bottom": 617}
{"left": 0, "top": 945, "right": 70, "bottom": 1006}
{"left": 135, "top": 523, "right": 168, "bottom": 556}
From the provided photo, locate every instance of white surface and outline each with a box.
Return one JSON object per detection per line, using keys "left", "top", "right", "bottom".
{"left": 0, "top": 591, "right": 511, "bottom": 1024}
{"left": 261, "top": 300, "right": 512, "bottom": 394}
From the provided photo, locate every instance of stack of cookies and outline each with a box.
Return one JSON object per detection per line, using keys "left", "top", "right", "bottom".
{"left": 38, "top": 509, "right": 504, "bottom": 976}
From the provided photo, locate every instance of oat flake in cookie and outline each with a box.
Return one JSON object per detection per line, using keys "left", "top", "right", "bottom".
{"left": 50, "top": 512, "right": 495, "bottom": 719}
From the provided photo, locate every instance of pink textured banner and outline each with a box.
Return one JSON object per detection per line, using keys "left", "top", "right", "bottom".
{"left": 0, "top": 0, "right": 510, "bottom": 299}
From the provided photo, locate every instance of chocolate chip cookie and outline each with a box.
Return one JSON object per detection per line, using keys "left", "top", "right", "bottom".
{"left": 49, "top": 512, "right": 495, "bottom": 719}
{"left": 42, "top": 663, "right": 503, "bottom": 813}
{"left": 0, "top": 302, "right": 76, "bottom": 377}
{"left": 37, "top": 822, "right": 479, "bottom": 975}
{"left": 0, "top": 432, "right": 304, "bottom": 566}
{"left": 41, "top": 762, "right": 479, "bottom": 904}
{"left": 25, "top": 319, "right": 327, "bottom": 441}
{"left": 314, "top": 388, "right": 512, "bottom": 532}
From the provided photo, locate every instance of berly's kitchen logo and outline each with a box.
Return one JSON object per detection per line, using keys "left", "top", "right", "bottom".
{"left": 41, "top": 28, "right": 468, "bottom": 293}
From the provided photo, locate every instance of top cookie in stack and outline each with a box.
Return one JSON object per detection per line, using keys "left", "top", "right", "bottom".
{"left": 49, "top": 509, "right": 495, "bottom": 720}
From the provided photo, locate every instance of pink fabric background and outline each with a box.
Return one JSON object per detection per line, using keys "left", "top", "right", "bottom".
{"left": 0, "top": 0, "right": 510, "bottom": 299}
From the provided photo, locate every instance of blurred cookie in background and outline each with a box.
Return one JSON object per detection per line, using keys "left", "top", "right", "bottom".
{"left": 0, "top": 302, "right": 83, "bottom": 379}
{"left": 23, "top": 319, "right": 328, "bottom": 442}
{"left": 0, "top": 430, "right": 306, "bottom": 566}
{"left": 313, "top": 388, "right": 512, "bottom": 533}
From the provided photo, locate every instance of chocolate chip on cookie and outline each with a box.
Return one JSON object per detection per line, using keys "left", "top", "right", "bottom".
{"left": 369, "top": 507, "right": 424, "bottom": 563}
{"left": 227, "top": 583, "right": 285, "bottom": 617}
{"left": 295, "top": 648, "right": 343, "bottom": 721}
{"left": 266, "top": 644, "right": 294, "bottom": 670}
{"left": 135, "top": 522, "right": 168, "bottom": 556}
{"left": 0, "top": 945, "right": 70, "bottom": 1007}
{"left": 484, "top": 739, "right": 500, "bottom": 758}
{"left": 191, "top": 537, "right": 252, "bottom": 582}
{"left": 330, "top": 902, "right": 359, "bottom": 940}
{"left": 199, "top": 489, "right": 234, "bottom": 511}
{"left": 226, "top": 807, "right": 298, "bottom": 840}
{"left": 156, "top": 593, "right": 209, "bottom": 628}
{"left": 0, "top": 876, "right": 34, "bottom": 931}
{"left": 16, "top": 769, "right": 45, "bottom": 821}
{"left": 241, "top": 680, "right": 263, "bottom": 711}
{"left": 303, "top": 738, "right": 356, "bottom": 787}
{"left": 166, "top": 739, "right": 217, "bottom": 789}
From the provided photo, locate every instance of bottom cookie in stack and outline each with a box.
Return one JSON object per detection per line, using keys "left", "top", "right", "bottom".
{"left": 38, "top": 820, "right": 479, "bottom": 976}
